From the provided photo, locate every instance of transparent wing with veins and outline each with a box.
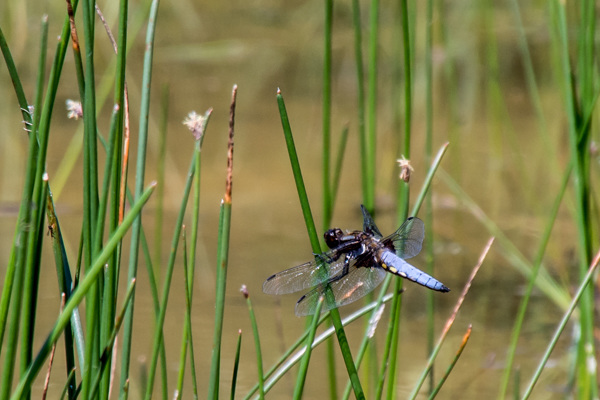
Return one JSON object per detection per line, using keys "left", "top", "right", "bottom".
{"left": 294, "top": 260, "right": 387, "bottom": 316}
{"left": 382, "top": 216, "right": 424, "bottom": 259}
{"left": 262, "top": 249, "right": 348, "bottom": 295}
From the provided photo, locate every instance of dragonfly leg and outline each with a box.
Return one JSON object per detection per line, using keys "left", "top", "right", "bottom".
{"left": 325, "top": 254, "right": 352, "bottom": 284}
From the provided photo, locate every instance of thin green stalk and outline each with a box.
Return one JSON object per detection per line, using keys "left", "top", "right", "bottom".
{"left": 89, "top": 279, "right": 137, "bottom": 399}
{"left": 20, "top": 177, "right": 49, "bottom": 400}
{"left": 19, "top": 17, "right": 49, "bottom": 400}
{"left": 331, "top": 125, "right": 349, "bottom": 207}
{"left": 144, "top": 147, "right": 200, "bottom": 399}
{"left": 176, "top": 108, "right": 211, "bottom": 399}
{"left": 154, "top": 85, "right": 169, "bottom": 272}
{"left": 497, "top": 162, "right": 571, "bottom": 399}
{"left": 521, "top": 249, "right": 600, "bottom": 399}
{"left": 424, "top": 0, "right": 435, "bottom": 392}
{"left": 231, "top": 330, "right": 242, "bottom": 400}
{"left": 364, "top": 0, "right": 379, "bottom": 211}
{"left": 99, "top": 0, "right": 130, "bottom": 394}
{"left": 342, "top": 143, "right": 448, "bottom": 400}
{"left": 119, "top": 0, "right": 161, "bottom": 394}
{"left": 351, "top": 0, "right": 367, "bottom": 205}
{"left": 387, "top": 0, "right": 414, "bottom": 395}
{"left": 294, "top": 297, "right": 324, "bottom": 399}
{"left": 276, "top": 89, "right": 364, "bottom": 399}
{"left": 208, "top": 85, "right": 237, "bottom": 400}
{"left": 97, "top": 105, "right": 121, "bottom": 400}
{"left": 375, "top": 286, "right": 401, "bottom": 399}
{"left": 439, "top": 169, "right": 570, "bottom": 309}
{"left": 245, "top": 311, "right": 332, "bottom": 399}
{"left": 241, "top": 287, "right": 265, "bottom": 399}
{"left": 133, "top": 189, "right": 169, "bottom": 397}
{"left": 322, "top": 0, "right": 333, "bottom": 228}
{"left": 185, "top": 238, "right": 200, "bottom": 399}
{"left": 427, "top": 325, "right": 472, "bottom": 400}
{"left": 554, "top": 0, "right": 597, "bottom": 396}
{"left": 10, "top": 183, "right": 155, "bottom": 400}
{"left": 175, "top": 230, "right": 190, "bottom": 399}
{"left": 251, "top": 294, "right": 395, "bottom": 399}
{"left": 80, "top": 0, "right": 101, "bottom": 395}
{"left": 276, "top": 89, "right": 320, "bottom": 252}
{"left": 46, "top": 190, "right": 78, "bottom": 398}
{"left": 408, "top": 237, "right": 494, "bottom": 400}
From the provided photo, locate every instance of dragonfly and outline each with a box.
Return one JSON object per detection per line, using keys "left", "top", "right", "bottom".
{"left": 263, "top": 205, "right": 450, "bottom": 316}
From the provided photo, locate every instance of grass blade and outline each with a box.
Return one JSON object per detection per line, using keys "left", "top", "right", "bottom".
{"left": 408, "top": 237, "right": 494, "bottom": 400}
{"left": 293, "top": 297, "right": 324, "bottom": 399}
{"left": 276, "top": 88, "right": 365, "bottom": 399}
{"left": 231, "top": 330, "right": 243, "bottom": 400}
{"left": 208, "top": 85, "right": 238, "bottom": 399}
{"left": 10, "top": 182, "right": 156, "bottom": 400}
{"left": 427, "top": 325, "right": 472, "bottom": 400}
{"left": 521, "top": 248, "right": 600, "bottom": 399}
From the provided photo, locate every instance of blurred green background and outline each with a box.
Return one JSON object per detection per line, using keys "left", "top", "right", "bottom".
{"left": 0, "top": 0, "right": 596, "bottom": 398}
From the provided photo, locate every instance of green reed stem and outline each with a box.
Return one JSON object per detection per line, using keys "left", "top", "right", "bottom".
{"left": 364, "top": 0, "right": 378, "bottom": 211}
{"left": 46, "top": 189, "right": 78, "bottom": 399}
{"left": 208, "top": 85, "right": 237, "bottom": 400}
{"left": 176, "top": 229, "right": 199, "bottom": 399}
{"left": 231, "top": 330, "right": 243, "bottom": 400}
{"left": 521, "top": 249, "right": 600, "bottom": 399}
{"left": 387, "top": 0, "right": 414, "bottom": 395}
{"left": 155, "top": 85, "right": 169, "bottom": 272}
{"left": 176, "top": 110, "right": 210, "bottom": 399}
{"left": 89, "top": 279, "right": 137, "bottom": 399}
{"left": 331, "top": 125, "right": 349, "bottom": 207}
{"left": 18, "top": 18, "right": 49, "bottom": 400}
{"left": 497, "top": 161, "right": 571, "bottom": 399}
{"left": 351, "top": 0, "right": 367, "bottom": 205}
{"left": 322, "top": 0, "right": 333, "bottom": 228}
{"left": 120, "top": 0, "right": 160, "bottom": 394}
{"left": 554, "top": 1, "right": 597, "bottom": 396}
{"left": 144, "top": 141, "right": 200, "bottom": 400}
{"left": 424, "top": 0, "right": 435, "bottom": 392}
{"left": 294, "top": 297, "right": 324, "bottom": 399}
{"left": 409, "top": 237, "right": 493, "bottom": 400}
{"left": 251, "top": 294, "right": 394, "bottom": 399}
{"left": 439, "top": 169, "right": 569, "bottom": 309}
{"left": 427, "top": 326, "right": 472, "bottom": 400}
{"left": 10, "top": 183, "right": 155, "bottom": 400}
{"left": 276, "top": 89, "right": 365, "bottom": 399}
{"left": 341, "top": 143, "right": 448, "bottom": 400}
{"left": 243, "top": 288, "right": 265, "bottom": 399}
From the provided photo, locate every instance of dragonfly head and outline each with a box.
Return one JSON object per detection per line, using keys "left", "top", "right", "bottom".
{"left": 324, "top": 228, "right": 345, "bottom": 249}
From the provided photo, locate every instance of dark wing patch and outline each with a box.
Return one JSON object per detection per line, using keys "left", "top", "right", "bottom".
{"left": 360, "top": 205, "right": 383, "bottom": 239}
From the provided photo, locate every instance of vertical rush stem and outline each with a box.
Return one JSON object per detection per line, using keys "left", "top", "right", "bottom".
{"left": 424, "top": 0, "right": 435, "bottom": 392}
{"left": 208, "top": 85, "right": 237, "bottom": 399}
{"left": 387, "top": 0, "right": 413, "bottom": 397}
{"left": 276, "top": 90, "right": 365, "bottom": 399}
{"left": 119, "top": 0, "right": 160, "bottom": 394}
{"left": 322, "top": 0, "right": 333, "bottom": 226}
{"left": 365, "top": 0, "right": 379, "bottom": 211}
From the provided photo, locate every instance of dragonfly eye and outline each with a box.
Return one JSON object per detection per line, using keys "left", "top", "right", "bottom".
{"left": 324, "top": 228, "right": 344, "bottom": 248}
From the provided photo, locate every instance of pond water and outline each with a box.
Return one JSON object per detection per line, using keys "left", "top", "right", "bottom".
{"left": 0, "top": 0, "right": 586, "bottom": 399}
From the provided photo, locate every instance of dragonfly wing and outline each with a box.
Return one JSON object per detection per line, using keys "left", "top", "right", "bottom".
{"left": 295, "top": 264, "right": 387, "bottom": 316}
{"left": 380, "top": 251, "right": 449, "bottom": 292}
{"left": 382, "top": 216, "right": 424, "bottom": 259}
{"left": 360, "top": 204, "right": 383, "bottom": 239}
{"left": 263, "top": 250, "right": 348, "bottom": 295}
